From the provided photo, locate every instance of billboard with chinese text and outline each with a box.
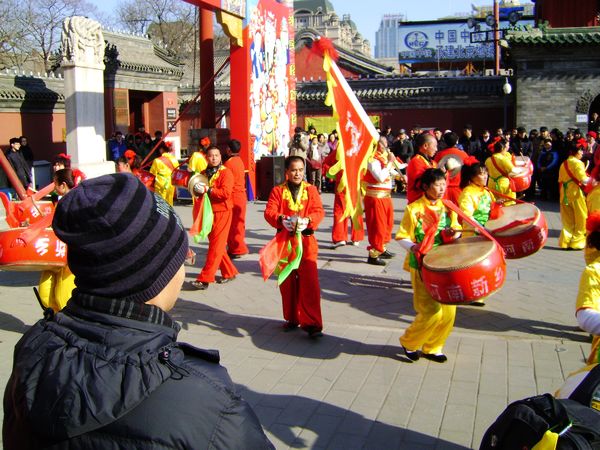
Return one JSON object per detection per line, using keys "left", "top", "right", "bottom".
{"left": 398, "top": 18, "right": 533, "bottom": 63}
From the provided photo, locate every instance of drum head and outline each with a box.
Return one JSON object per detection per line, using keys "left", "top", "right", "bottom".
{"left": 423, "top": 237, "right": 496, "bottom": 272}
{"left": 485, "top": 203, "right": 540, "bottom": 236}
{"left": 438, "top": 154, "right": 463, "bottom": 178}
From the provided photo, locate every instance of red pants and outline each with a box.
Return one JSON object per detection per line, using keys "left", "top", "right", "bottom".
{"left": 332, "top": 191, "right": 364, "bottom": 243}
{"left": 445, "top": 185, "right": 461, "bottom": 206}
{"left": 279, "top": 235, "right": 322, "bottom": 330}
{"left": 364, "top": 195, "right": 393, "bottom": 254}
{"left": 197, "top": 209, "right": 239, "bottom": 283}
{"left": 227, "top": 191, "right": 249, "bottom": 256}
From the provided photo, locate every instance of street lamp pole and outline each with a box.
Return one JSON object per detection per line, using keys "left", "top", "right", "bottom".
{"left": 503, "top": 77, "right": 512, "bottom": 130}
{"left": 494, "top": 0, "right": 500, "bottom": 75}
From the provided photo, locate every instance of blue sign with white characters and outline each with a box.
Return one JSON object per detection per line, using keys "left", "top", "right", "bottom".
{"left": 398, "top": 19, "right": 533, "bottom": 63}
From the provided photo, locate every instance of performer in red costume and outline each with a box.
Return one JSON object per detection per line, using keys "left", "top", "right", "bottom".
{"left": 224, "top": 139, "right": 249, "bottom": 258}
{"left": 322, "top": 148, "right": 364, "bottom": 248}
{"left": 433, "top": 132, "right": 468, "bottom": 204}
{"left": 192, "top": 147, "right": 238, "bottom": 290}
{"left": 406, "top": 133, "right": 438, "bottom": 204}
{"left": 364, "top": 137, "right": 396, "bottom": 266}
{"left": 264, "top": 156, "right": 325, "bottom": 337}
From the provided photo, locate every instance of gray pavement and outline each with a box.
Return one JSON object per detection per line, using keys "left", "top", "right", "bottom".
{"left": 0, "top": 192, "right": 591, "bottom": 449}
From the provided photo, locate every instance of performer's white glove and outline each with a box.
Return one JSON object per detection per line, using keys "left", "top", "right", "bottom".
{"left": 282, "top": 216, "right": 295, "bottom": 232}
{"left": 193, "top": 183, "right": 207, "bottom": 195}
{"left": 296, "top": 217, "right": 309, "bottom": 233}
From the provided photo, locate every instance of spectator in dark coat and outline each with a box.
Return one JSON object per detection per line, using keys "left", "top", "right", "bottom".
{"left": 6, "top": 137, "right": 31, "bottom": 189}
{"left": 459, "top": 124, "right": 484, "bottom": 163}
{"left": 3, "top": 174, "right": 273, "bottom": 450}
{"left": 19, "top": 136, "right": 34, "bottom": 169}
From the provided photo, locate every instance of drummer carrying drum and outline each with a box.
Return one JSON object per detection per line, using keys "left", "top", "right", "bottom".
{"left": 395, "top": 168, "right": 462, "bottom": 363}
{"left": 485, "top": 137, "right": 525, "bottom": 204}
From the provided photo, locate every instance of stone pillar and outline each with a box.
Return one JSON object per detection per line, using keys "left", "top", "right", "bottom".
{"left": 62, "top": 16, "right": 114, "bottom": 178}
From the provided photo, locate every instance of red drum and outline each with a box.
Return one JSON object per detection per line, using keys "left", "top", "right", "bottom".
{"left": 511, "top": 156, "right": 533, "bottom": 192}
{"left": 485, "top": 203, "right": 547, "bottom": 259}
{"left": 421, "top": 236, "right": 506, "bottom": 304}
{"left": 0, "top": 228, "right": 67, "bottom": 271}
{"left": 15, "top": 201, "right": 55, "bottom": 226}
{"left": 134, "top": 170, "right": 155, "bottom": 191}
{"left": 171, "top": 168, "right": 192, "bottom": 188}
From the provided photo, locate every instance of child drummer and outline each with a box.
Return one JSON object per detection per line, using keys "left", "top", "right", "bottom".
{"left": 457, "top": 158, "right": 498, "bottom": 306}
{"left": 395, "top": 168, "right": 461, "bottom": 363}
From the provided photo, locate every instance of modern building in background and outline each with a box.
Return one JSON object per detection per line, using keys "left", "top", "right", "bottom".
{"left": 374, "top": 14, "right": 405, "bottom": 59}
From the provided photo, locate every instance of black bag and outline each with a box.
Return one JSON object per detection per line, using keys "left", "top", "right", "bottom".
{"left": 479, "top": 393, "right": 600, "bottom": 450}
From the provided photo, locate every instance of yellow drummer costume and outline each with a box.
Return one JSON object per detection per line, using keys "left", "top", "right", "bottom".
{"left": 458, "top": 184, "right": 494, "bottom": 236}
{"left": 558, "top": 154, "right": 589, "bottom": 250}
{"left": 150, "top": 152, "right": 179, "bottom": 205}
{"left": 586, "top": 185, "right": 600, "bottom": 263}
{"left": 486, "top": 152, "right": 516, "bottom": 201}
{"left": 38, "top": 266, "right": 75, "bottom": 312}
{"left": 189, "top": 150, "right": 209, "bottom": 222}
{"left": 577, "top": 212, "right": 600, "bottom": 364}
{"left": 395, "top": 195, "right": 460, "bottom": 360}
{"left": 576, "top": 254, "right": 600, "bottom": 364}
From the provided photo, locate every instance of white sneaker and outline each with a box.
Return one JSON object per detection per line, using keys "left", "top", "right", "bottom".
{"left": 331, "top": 241, "right": 346, "bottom": 249}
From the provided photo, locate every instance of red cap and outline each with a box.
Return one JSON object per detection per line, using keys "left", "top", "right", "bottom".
{"left": 587, "top": 131, "right": 597, "bottom": 139}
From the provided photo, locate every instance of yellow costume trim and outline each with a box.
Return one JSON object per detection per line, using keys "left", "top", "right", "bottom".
{"left": 281, "top": 181, "right": 308, "bottom": 212}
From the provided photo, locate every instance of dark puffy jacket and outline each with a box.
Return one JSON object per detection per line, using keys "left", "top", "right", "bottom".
{"left": 3, "top": 301, "right": 273, "bottom": 449}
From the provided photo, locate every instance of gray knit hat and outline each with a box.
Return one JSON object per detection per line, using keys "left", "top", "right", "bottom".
{"left": 52, "top": 173, "right": 188, "bottom": 302}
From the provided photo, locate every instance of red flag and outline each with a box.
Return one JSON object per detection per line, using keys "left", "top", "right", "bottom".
{"left": 317, "top": 38, "right": 379, "bottom": 224}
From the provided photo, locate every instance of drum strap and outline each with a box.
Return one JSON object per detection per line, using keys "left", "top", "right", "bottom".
{"left": 562, "top": 161, "right": 584, "bottom": 206}
{"left": 563, "top": 161, "right": 584, "bottom": 188}
{"left": 159, "top": 155, "right": 176, "bottom": 172}
{"left": 490, "top": 155, "right": 509, "bottom": 178}
{"left": 441, "top": 199, "right": 505, "bottom": 258}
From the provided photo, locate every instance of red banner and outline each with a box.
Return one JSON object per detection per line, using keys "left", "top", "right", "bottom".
{"left": 323, "top": 52, "right": 378, "bottom": 222}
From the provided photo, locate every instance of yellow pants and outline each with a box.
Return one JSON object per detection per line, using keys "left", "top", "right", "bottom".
{"left": 400, "top": 269, "right": 456, "bottom": 355}
{"left": 39, "top": 266, "right": 75, "bottom": 312}
{"left": 559, "top": 185, "right": 587, "bottom": 250}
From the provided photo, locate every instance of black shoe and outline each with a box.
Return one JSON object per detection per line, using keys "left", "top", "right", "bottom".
{"left": 402, "top": 346, "right": 420, "bottom": 361}
{"left": 367, "top": 256, "right": 386, "bottom": 266}
{"left": 218, "top": 276, "right": 236, "bottom": 284}
{"left": 192, "top": 281, "right": 209, "bottom": 290}
{"left": 423, "top": 353, "right": 448, "bottom": 363}
{"left": 282, "top": 321, "right": 299, "bottom": 332}
{"left": 228, "top": 254, "right": 242, "bottom": 259}
{"left": 380, "top": 250, "right": 395, "bottom": 259}
{"left": 309, "top": 330, "right": 323, "bottom": 339}
{"left": 470, "top": 301, "right": 485, "bottom": 307}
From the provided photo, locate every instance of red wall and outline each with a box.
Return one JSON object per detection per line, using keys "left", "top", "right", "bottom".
{"left": 0, "top": 111, "right": 66, "bottom": 162}
{"left": 299, "top": 105, "right": 513, "bottom": 137}
{"left": 535, "top": 0, "right": 599, "bottom": 27}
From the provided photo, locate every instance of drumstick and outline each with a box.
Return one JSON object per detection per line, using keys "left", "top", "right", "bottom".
{"left": 32, "top": 287, "right": 55, "bottom": 319}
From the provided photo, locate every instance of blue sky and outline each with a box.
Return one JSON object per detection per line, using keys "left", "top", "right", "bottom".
{"left": 90, "top": 0, "right": 534, "bottom": 49}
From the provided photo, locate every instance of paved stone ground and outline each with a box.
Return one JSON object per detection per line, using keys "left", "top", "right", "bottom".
{"left": 0, "top": 192, "right": 591, "bottom": 449}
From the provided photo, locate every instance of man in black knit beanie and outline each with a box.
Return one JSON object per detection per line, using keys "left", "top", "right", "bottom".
{"left": 3, "top": 173, "right": 273, "bottom": 449}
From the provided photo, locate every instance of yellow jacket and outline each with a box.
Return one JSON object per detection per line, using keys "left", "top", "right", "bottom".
{"left": 150, "top": 153, "right": 179, "bottom": 205}
{"left": 485, "top": 153, "right": 514, "bottom": 195}
{"left": 458, "top": 183, "right": 494, "bottom": 234}
{"left": 395, "top": 196, "right": 460, "bottom": 271}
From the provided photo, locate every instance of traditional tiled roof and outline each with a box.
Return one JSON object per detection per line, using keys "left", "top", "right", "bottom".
{"left": 103, "top": 30, "right": 184, "bottom": 78}
{"left": 0, "top": 70, "right": 64, "bottom": 111}
{"left": 506, "top": 25, "right": 600, "bottom": 46}
{"left": 298, "top": 75, "right": 502, "bottom": 100}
